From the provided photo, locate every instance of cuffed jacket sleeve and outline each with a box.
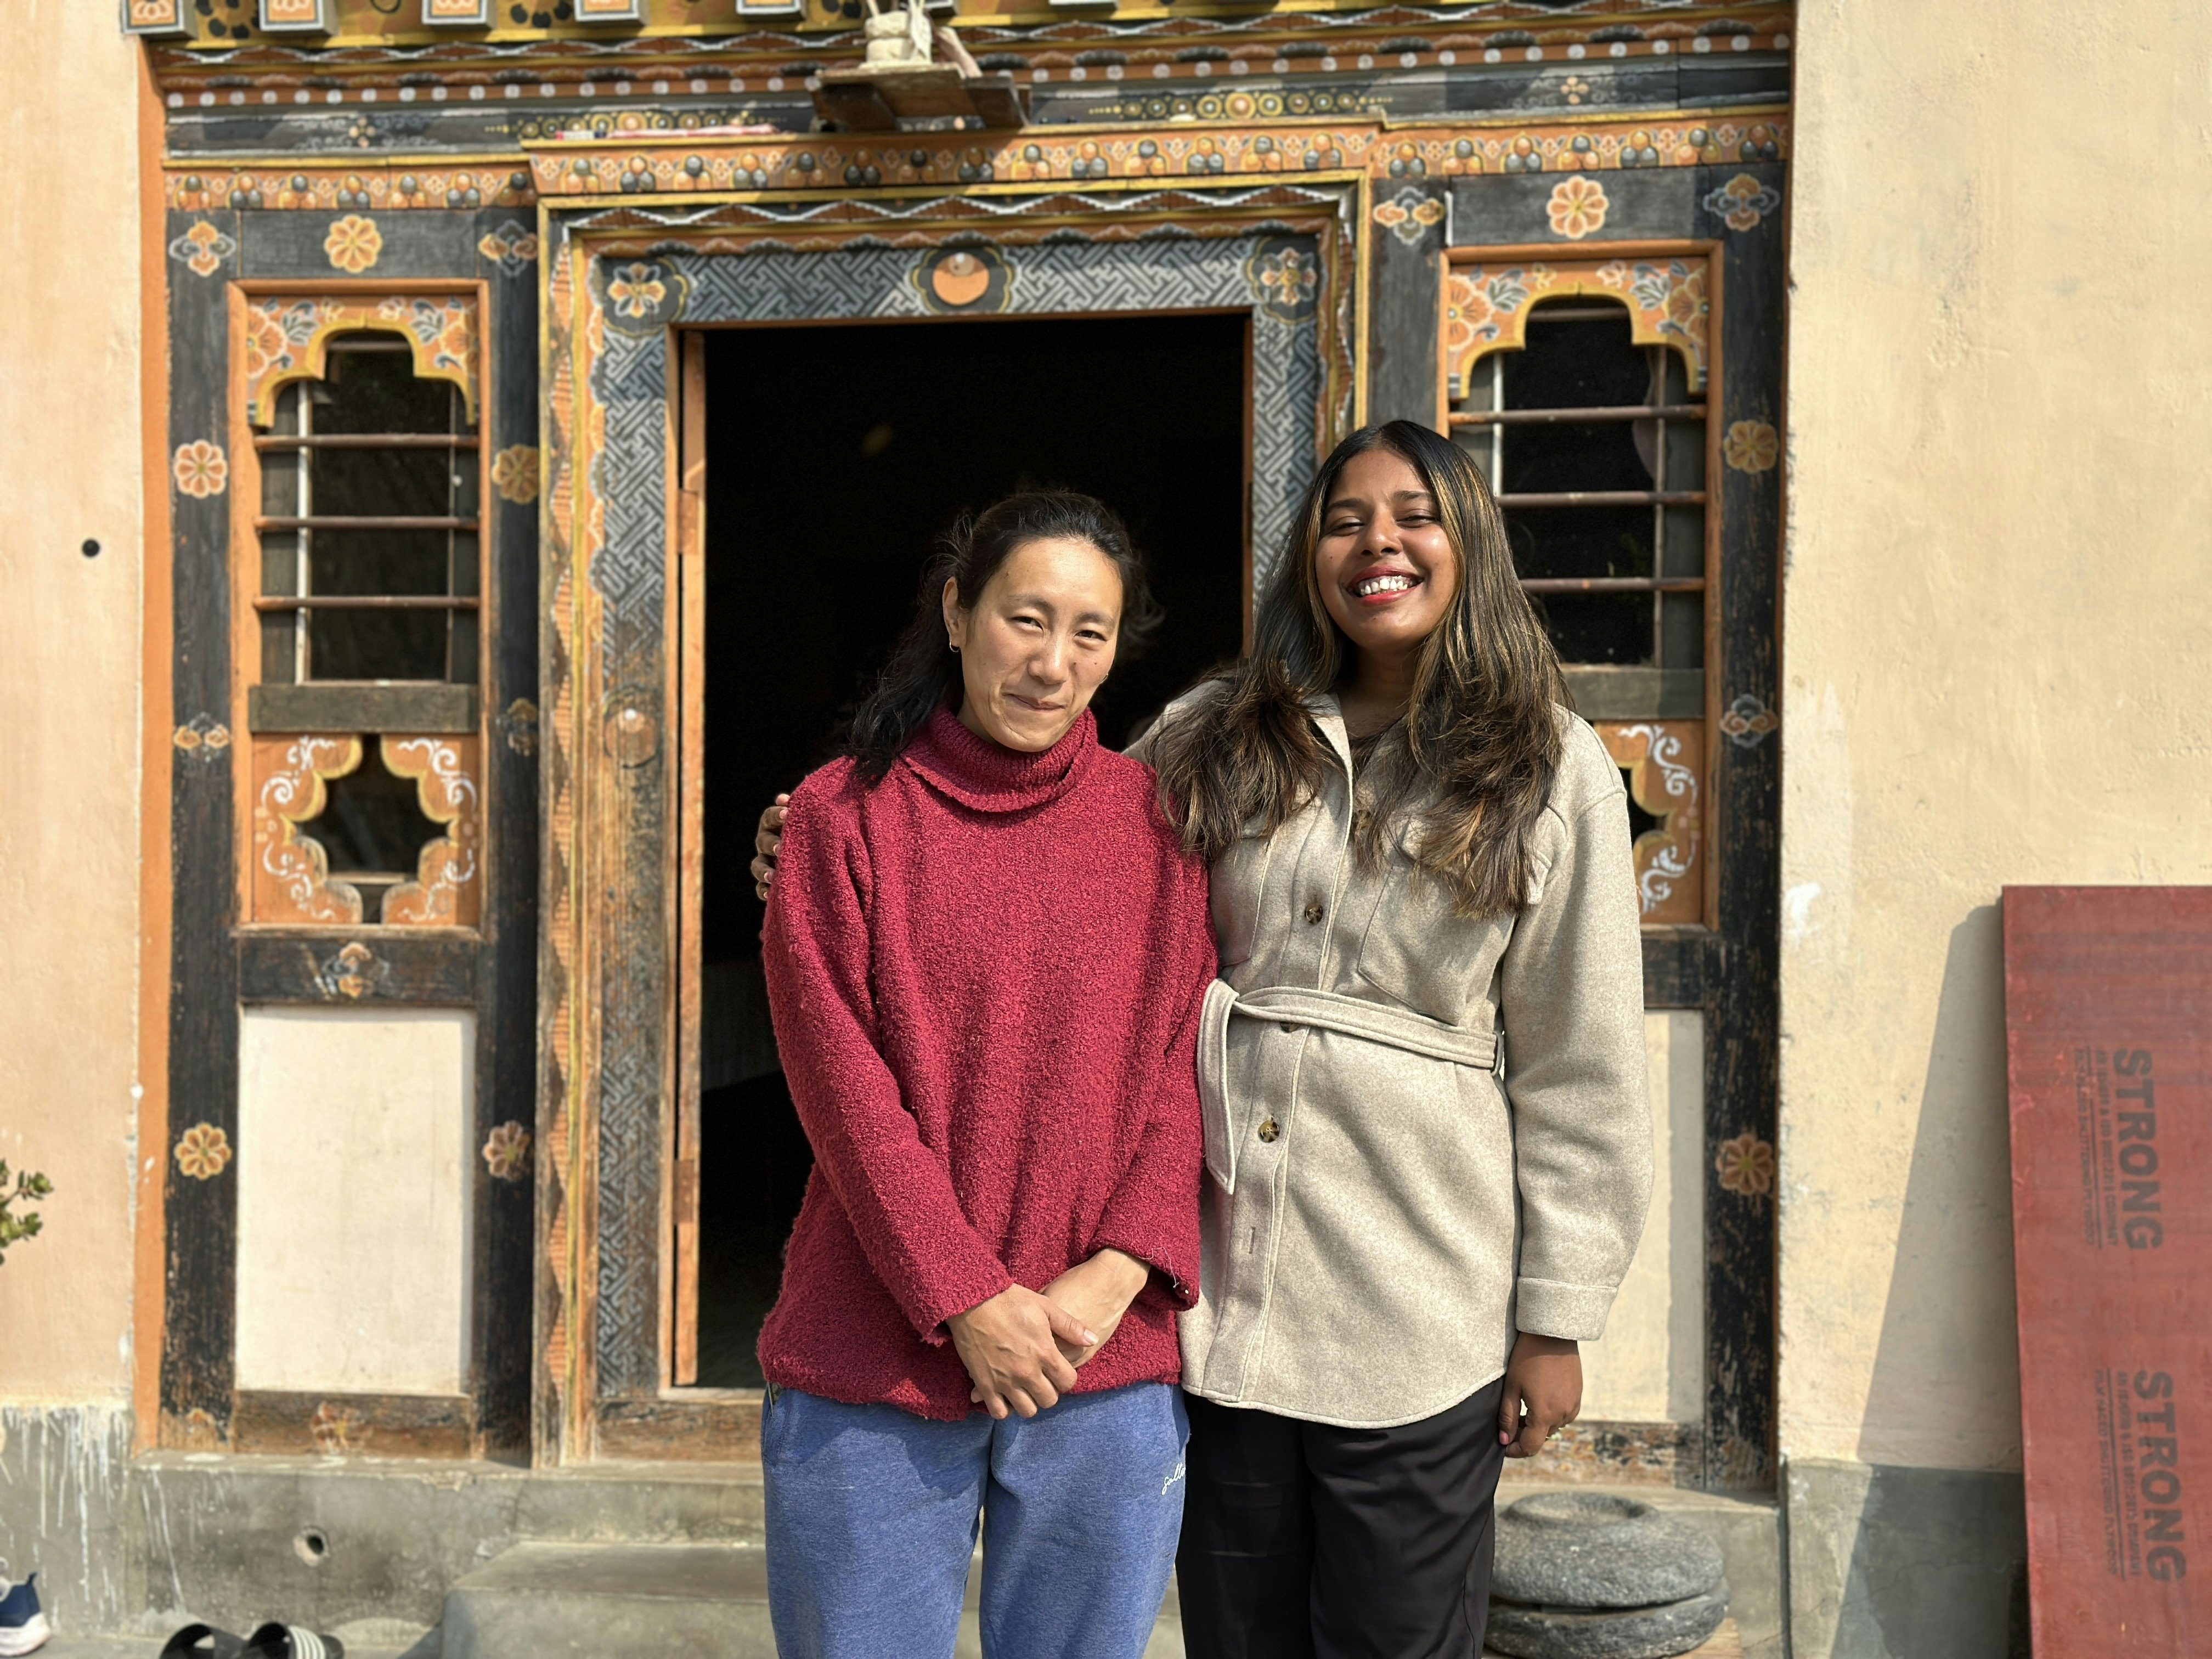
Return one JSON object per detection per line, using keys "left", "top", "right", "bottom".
{"left": 1086, "top": 851, "right": 1215, "bottom": 1310}
{"left": 1496, "top": 755, "right": 1655, "bottom": 1341}
{"left": 760, "top": 784, "right": 1014, "bottom": 1342}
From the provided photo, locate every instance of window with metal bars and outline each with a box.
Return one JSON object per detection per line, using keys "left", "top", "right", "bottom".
{"left": 1449, "top": 297, "right": 1706, "bottom": 719}
{"left": 252, "top": 336, "right": 481, "bottom": 921}
{"left": 256, "top": 337, "right": 481, "bottom": 694}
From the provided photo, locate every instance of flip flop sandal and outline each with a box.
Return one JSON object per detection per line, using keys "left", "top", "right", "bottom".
{"left": 160, "top": 1627, "right": 246, "bottom": 1659}
{"left": 244, "top": 1623, "right": 344, "bottom": 1659}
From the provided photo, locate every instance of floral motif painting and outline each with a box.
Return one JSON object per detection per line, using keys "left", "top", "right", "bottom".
{"left": 1716, "top": 1132, "right": 1776, "bottom": 1198}
{"left": 243, "top": 294, "right": 478, "bottom": 428}
{"left": 174, "top": 1124, "right": 234, "bottom": 1182}
{"left": 483, "top": 1122, "right": 532, "bottom": 1182}
{"left": 1724, "top": 420, "right": 1779, "bottom": 474}
{"left": 491, "top": 445, "right": 541, "bottom": 505}
{"left": 173, "top": 441, "right": 228, "bottom": 500}
{"left": 1372, "top": 187, "right": 1446, "bottom": 248}
{"left": 1443, "top": 252, "right": 1712, "bottom": 397}
{"left": 1546, "top": 176, "right": 1610, "bottom": 240}
{"left": 169, "top": 221, "right": 237, "bottom": 278}
{"left": 1702, "top": 173, "right": 1782, "bottom": 233}
{"left": 323, "top": 214, "right": 383, "bottom": 273}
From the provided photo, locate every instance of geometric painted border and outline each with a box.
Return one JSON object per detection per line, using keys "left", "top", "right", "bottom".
{"left": 539, "top": 182, "right": 1357, "bottom": 1454}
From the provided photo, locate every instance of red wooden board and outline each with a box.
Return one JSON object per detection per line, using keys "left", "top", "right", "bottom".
{"left": 2005, "top": 887, "right": 2212, "bottom": 1654}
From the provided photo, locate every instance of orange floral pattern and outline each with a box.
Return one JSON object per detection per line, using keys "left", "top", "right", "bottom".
{"left": 1702, "top": 172, "right": 1782, "bottom": 233}
{"left": 168, "top": 220, "right": 236, "bottom": 278}
{"left": 606, "top": 263, "right": 668, "bottom": 320}
{"left": 483, "top": 1121, "right": 532, "bottom": 1182}
{"left": 1443, "top": 256, "right": 1711, "bottom": 396}
{"left": 244, "top": 294, "right": 478, "bottom": 428}
{"left": 174, "top": 1124, "right": 233, "bottom": 1181}
{"left": 1716, "top": 1133, "right": 1776, "bottom": 1198}
{"left": 323, "top": 214, "right": 383, "bottom": 274}
{"left": 492, "top": 445, "right": 541, "bottom": 505}
{"left": 1546, "top": 176, "right": 1610, "bottom": 240}
{"left": 1372, "top": 187, "right": 1446, "bottom": 247}
{"left": 1724, "top": 420, "right": 1779, "bottom": 474}
{"left": 173, "top": 441, "right": 228, "bottom": 500}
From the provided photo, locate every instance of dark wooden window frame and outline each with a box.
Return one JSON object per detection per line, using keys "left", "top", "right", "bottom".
{"left": 161, "top": 252, "right": 538, "bottom": 1461}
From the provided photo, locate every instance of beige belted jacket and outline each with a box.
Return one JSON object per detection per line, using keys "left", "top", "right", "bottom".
{"left": 1130, "top": 690, "right": 1651, "bottom": 1429}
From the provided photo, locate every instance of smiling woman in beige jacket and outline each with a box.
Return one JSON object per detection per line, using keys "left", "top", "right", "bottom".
{"left": 1139, "top": 419, "right": 1650, "bottom": 1659}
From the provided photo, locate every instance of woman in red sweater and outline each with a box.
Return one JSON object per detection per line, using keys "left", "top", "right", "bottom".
{"left": 757, "top": 492, "right": 1216, "bottom": 1659}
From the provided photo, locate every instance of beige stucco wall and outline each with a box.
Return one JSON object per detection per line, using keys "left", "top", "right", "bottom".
{"left": 0, "top": 6, "right": 146, "bottom": 1400}
{"left": 1782, "top": 2, "right": 2212, "bottom": 1475}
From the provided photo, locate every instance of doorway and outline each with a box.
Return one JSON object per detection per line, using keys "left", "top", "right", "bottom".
{"left": 684, "top": 312, "right": 1251, "bottom": 1386}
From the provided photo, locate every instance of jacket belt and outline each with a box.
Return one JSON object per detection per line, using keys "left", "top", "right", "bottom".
{"left": 1197, "top": 980, "right": 1499, "bottom": 1193}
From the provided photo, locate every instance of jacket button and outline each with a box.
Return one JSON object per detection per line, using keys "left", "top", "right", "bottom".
{"left": 1303, "top": 900, "right": 1325, "bottom": 925}
{"left": 1279, "top": 1022, "right": 1297, "bottom": 1034}
{"left": 1256, "top": 1117, "right": 1279, "bottom": 1143}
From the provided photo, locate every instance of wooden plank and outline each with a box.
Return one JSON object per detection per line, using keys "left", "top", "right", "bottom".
{"left": 1566, "top": 667, "right": 1705, "bottom": 721}
{"left": 2003, "top": 887, "right": 2212, "bottom": 1654}
{"left": 963, "top": 76, "right": 1030, "bottom": 131}
{"left": 597, "top": 1395, "right": 763, "bottom": 1463}
{"left": 1640, "top": 930, "right": 1707, "bottom": 1012}
{"left": 1696, "top": 171, "right": 1783, "bottom": 1491}
{"left": 232, "top": 1390, "right": 476, "bottom": 1459}
{"left": 162, "top": 208, "right": 242, "bottom": 1450}
{"left": 1365, "top": 179, "right": 1446, "bottom": 427}
{"left": 247, "top": 682, "right": 478, "bottom": 734}
{"left": 673, "top": 331, "right": 708, "bottom": 1389}
{"left": 812, "top": 80, "right": 899, "bottom": 132}
{"left": 236, "top": 931, "right": 478, "bottom": 1005}
{"left": 477, "top": 215, "right": 541, "bottom": 1462}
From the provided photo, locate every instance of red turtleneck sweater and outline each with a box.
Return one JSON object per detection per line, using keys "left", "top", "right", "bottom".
{"left": 757, "top": 707, "right": 1215, "bottom": 1419}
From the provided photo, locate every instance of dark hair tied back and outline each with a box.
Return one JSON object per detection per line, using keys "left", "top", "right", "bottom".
{"left": 847, "top": 490, "right": 1161, "bottom": 783}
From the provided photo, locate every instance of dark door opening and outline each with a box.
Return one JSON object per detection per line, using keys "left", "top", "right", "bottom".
{"left": 689, "top": 312, "right": 1250, "bottom": 1387}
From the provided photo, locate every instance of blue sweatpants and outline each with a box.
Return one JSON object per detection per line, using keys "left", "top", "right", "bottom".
{"left": 761, "top": 1381, "right": 1189, "bottom": 1659}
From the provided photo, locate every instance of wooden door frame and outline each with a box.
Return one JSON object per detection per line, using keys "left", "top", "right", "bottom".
{"left": 535, "top": 185, "right": 1362, "bottom": 1463}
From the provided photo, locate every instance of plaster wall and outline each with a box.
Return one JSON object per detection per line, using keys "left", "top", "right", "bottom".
{"left": 0, "top": 5, "right": 148, "bottom": 1401}
{"left": 1580, "top": 1010, "right": 1704, "bottom": 1425}
{"left": 236, "top": 1011, "right": 477, "bottom": 1397}
{"left": 1783, "top": 2, "right": 2212, "bottom": 1650}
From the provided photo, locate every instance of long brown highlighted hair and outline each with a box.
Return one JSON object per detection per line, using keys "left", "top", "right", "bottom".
{"left": 1148, "top": 420, "right": 1566, "bottom": 916}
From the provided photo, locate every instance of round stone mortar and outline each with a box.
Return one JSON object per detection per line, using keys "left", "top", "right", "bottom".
{"left": 1487, "top": 1589, "right": 1730, "bottom": 1659}
{"left": 1492, "top": 1492, "right": 1728, "bottom": 1611}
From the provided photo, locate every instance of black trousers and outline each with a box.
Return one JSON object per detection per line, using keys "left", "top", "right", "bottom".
{"left": 1177, "top": 1380, "right": 1508, "bottom": 1659}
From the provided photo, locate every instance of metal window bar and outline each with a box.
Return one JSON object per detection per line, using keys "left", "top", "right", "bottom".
{"left": 1467, "top": 336, "right": 1706, "bottom": 668}
{"left": 270, "top": 357, "right": 481, "bottom": 684}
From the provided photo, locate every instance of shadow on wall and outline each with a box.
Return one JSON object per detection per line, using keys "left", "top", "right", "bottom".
{"left": 1790, "top": 906, "right": 2030, "bottom": 1659}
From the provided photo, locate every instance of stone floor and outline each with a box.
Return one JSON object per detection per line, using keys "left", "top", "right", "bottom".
{"left": 36, "top": 1616, "right": 1743, "bottom": 1658}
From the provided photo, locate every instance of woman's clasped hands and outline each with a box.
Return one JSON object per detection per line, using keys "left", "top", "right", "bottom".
{"left": 947, "top": 1248, "right": 1151, "bottom": 1419}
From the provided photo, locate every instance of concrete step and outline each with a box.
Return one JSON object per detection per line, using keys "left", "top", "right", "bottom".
{"left": 442, "top": 1543, "right": 772, "bottom": 1659}
{"left": 440, "top": 1541, "right": 1186, "bottom": 1659}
